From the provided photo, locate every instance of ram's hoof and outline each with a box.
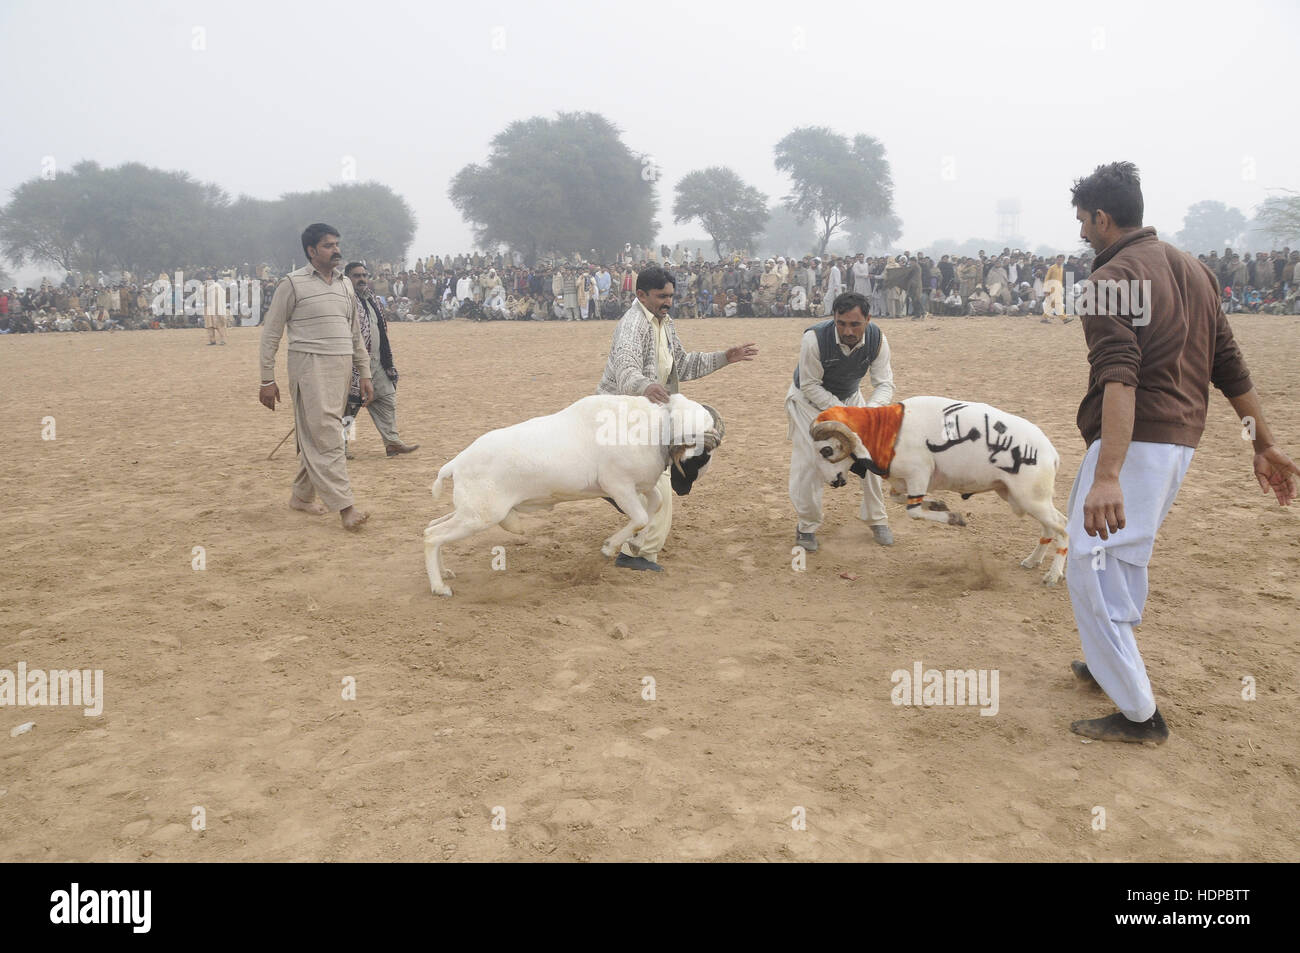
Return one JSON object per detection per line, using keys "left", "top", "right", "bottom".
{"left": 947, "top": 512, "right": 967, "bottom": 527}
{"left": 1020, "top": 556, "right": 1041, "bottom": 569}
{"left": 926, "top": 500, "right": 949, "bottom": 512}
{"left": 432, "top": 585, "right": 453, "bottom": 597}
{"left": 1042, "top": 572, "right": 1062, "bottom": 587}
{"left": 600, "top": 543, "right": 617, "bottom": 558}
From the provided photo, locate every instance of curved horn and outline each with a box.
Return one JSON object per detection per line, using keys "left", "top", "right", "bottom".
{"left": 810, "top": 420, "right": 856, "bottom": 463}
{"left": 699, "top": 403, "right": 724, "bottom": 443}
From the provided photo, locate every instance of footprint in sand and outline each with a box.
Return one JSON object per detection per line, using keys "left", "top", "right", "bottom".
{"left": 716, "top": 657, "right": 744, "bottom": 681}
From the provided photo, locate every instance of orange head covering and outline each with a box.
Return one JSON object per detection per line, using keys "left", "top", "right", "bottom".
{"left": 814, "top": 404, "right": 906, "bottom": 475}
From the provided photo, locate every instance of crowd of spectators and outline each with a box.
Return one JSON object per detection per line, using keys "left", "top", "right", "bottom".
{"left": 3, "top": 243, "right": 1297, "bottom": 333}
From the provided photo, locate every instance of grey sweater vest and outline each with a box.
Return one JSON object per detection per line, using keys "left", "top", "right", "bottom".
{"left": 792, "top": 319, "right": 882, "bottom": 400}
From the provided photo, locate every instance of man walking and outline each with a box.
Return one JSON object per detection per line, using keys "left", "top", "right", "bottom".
{"left": 597, "top": 266, "right": 758, "bottom": 571}
{"left": 824, "top": 257, "right": 844, "bottom": 315}
{"left": 787, "top": 291, "right": 895, "bottom": 552}
{"left": 259, "top": 224, "right": 373, "bottom": 531}
{"left": 1063, "top": 162, "right": 1298, "bottom": 743}
{"left": 203, "top": 272, "right": 228, "bottom": 345}
{"left": 343, "top": 262, "right": 419, "bottom": 459}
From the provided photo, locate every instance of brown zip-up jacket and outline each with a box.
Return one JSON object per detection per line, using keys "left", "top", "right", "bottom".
{"left": 1077, "top": 227, "right": 1253, "bottom": 449}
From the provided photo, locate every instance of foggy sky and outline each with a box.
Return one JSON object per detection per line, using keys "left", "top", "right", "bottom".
{"left": 3, "top": 0, "right": 1297, "bottom": 278}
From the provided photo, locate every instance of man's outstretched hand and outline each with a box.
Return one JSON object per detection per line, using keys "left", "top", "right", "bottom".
{"left": 726, "top": 342, "right": 758, "bottom": 364}
{"left": 1253, "top": 446, "right": 1300, "bottom": 506}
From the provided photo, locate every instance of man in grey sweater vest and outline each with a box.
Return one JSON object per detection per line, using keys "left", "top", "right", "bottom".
{"left": 259, "top": 224, "right": 373, "bottom": 531}
{"left": 786, "top": 292, "right": 896, "bottom": 552}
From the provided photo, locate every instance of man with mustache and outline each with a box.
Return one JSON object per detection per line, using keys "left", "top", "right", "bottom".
{"left": 597, "top": 266, "right": 758, "bottom": 571}
{"left": 786, "top": 291, "right": 895, "bottom": 553}
{"left": 259, "top": 223, "right": 373, "bottom": 531}
{"left": 342, "top": 262, "right": 419, "bottom": 459}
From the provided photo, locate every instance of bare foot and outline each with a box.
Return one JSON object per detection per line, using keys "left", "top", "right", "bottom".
{"left": 289, "top": 497, "right": 327, "bottom": 516}
{"left": 340, "top": 505, "right": 369, "bottom": 531}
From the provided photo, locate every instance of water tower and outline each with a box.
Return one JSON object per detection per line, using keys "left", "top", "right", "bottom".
{"left": 996, "top": 198, "right": 1021, "bottom": 243}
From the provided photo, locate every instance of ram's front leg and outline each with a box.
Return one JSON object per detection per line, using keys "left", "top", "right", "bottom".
{"left": 623, "top": 484, "right": 662, "bottom": 555}
{"left": 600, "top": 484, "right": 654, "bottom": 558}
{"left": 903, "top": 479, "right": 966, "bottom": 526}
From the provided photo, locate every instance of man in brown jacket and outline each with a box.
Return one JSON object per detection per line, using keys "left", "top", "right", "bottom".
{"left": 1065, "top": 162, "right": 1298, "bottom": 744}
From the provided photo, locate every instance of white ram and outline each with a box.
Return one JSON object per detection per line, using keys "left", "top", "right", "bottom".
{"left": 811, "top": 396, "right": 1067, "bottom": 584}
{"left": 424, "top": 393, "right": 723, "bottom": 596}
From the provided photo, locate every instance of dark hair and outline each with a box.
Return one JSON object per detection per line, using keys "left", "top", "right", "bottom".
{"left": 1070, "top": 161, "right": 1143, "bottom": 228}
{"left": 832, "top": 291, "right": 870, "bottom": 318}
{"left": 301, "top": 223, "right": 340, "bottom": 258}
{"left": 343, "top": 261, "right": 366, "bottom": 275}
{"left": 636, "top": 266, "right": 676, "bottom": 294}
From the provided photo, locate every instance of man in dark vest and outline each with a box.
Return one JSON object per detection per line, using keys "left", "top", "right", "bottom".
{"left": 786, "top": 291, "right": 896, "bottom": 552}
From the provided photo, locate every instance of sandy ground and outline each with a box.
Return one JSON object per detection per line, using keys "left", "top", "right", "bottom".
{"left": 0, "top": 313, "right": 1296, "bottom": 862}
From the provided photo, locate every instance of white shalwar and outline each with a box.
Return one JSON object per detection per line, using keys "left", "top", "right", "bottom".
{"left": 786, "top": 328, "right": 894, "bottom": 534}
{"left": 1065, "top": 439, "right": 1195, "bottom": 722}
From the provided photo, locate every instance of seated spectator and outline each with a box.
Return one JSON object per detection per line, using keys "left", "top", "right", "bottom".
{"left": 789, "top": 283, "right": 807, "bottom": 317}
{"left": 696, "top": 287, "right": 712, "bottom": 318}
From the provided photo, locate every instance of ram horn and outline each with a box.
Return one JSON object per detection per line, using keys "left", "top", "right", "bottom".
{"left": 699, "top": 403, "right": 724, "bottom": 451}
{"left": 810, "top": 419, "right": 856, "bottom": 463}
{"left": 668, "top": 445, "right": 688, "bottom": 477}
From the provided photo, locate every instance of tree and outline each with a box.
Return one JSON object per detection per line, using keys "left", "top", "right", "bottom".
{"left": 1252, "top": 191, "right": 1300, "bottom": 245}
{"left": 450, "top": 112, "right": 657, "bottom": 264}
{"left": 756, "top": 204, "right": 816, "bottom": 259}
{"left": 773, "top": 127, "right": 897, "bottom": 257}
{"left": 269, "top": 182, "right": 416, "bottom": 268}
{"left": 672, "top": 167, "right": 768, "bottom": 261}
{"left": 844, "top": 210, "right": 903, "bottom": 255}
{"left": 1175, "top": 200, "right": 1248, "bottom": 254}
{"left": 0, "top": 160, "right": 107, "bottom": 273}
{"left": 0, "top": 161, "right": 417, "bottom": 277}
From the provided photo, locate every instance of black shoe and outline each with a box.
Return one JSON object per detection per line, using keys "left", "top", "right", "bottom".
{"left": 1070, "top": 708, "right": 1169, "bottom": 744}
{"left": 615, "top": 553, "right": 663, "bottom": 572}
{"left": 1071, "top": 660, "right": 1100, "bottom": 688}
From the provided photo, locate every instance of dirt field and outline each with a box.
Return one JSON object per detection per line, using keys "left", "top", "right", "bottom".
{"left": 1, "top": 313, "right": 1297, "bottom": 862}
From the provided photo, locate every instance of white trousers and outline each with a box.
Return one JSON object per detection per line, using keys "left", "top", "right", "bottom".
{"left": 1065, "top": 439, "right": 1194, "bottom": 722}
{"left": 786, "top": 390, "right": 887, "bottom": 533}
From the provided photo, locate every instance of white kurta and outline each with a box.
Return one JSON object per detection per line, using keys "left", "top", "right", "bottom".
{"left": 622, "top": 302, "right": 675, "bottom": 562}
{"left": 785, "top": 326, "right": 895, "bottom": 533}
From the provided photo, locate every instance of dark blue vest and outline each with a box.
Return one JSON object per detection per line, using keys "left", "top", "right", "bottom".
{"left": 792, "top": 319, "right": 882, "bottom": 401}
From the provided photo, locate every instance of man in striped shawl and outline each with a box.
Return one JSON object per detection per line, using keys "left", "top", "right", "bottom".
{"left": 596, "top": 266, "right": 758, "bottom": 571}
{"left": 343, "top": 262, "right": 419, "bottom": 460}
